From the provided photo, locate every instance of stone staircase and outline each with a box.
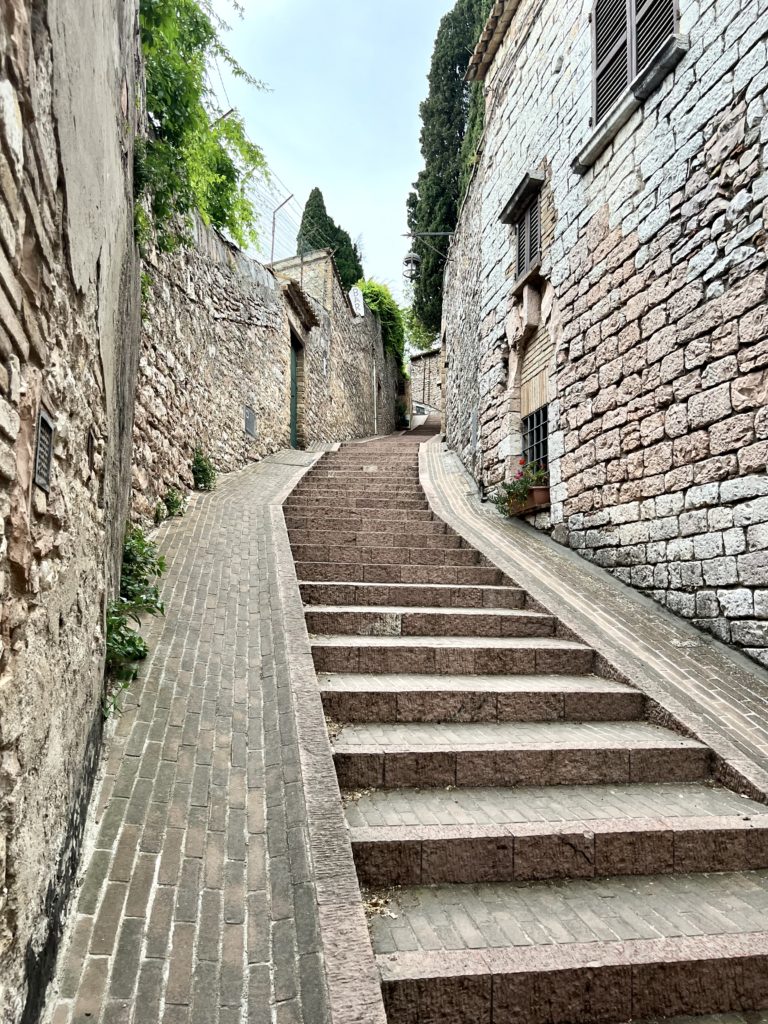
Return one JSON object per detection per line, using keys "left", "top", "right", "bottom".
{"left": 284, "top": 436, "right": 768, "bottom": 1024}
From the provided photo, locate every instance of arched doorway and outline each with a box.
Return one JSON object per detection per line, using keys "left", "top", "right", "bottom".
{"left": 290, "top": 331, "right": 305, "bottom": 448}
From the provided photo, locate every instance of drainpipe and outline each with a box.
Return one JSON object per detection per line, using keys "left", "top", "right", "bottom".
{"left": 373, "top": 362, "right": 378, "bottom": 435}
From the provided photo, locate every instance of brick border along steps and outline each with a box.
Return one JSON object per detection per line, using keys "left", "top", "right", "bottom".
{"left": 285, "top": 436, "right": 768, "bottom": 1024}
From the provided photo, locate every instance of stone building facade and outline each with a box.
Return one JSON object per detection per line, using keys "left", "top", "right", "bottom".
{"left": 133, "top": 242, "right": 401, "bottom": 519}
{"left": 409, "top": 348, "right": 443, "bottom": 416}
{"left": 443, "top": 0, "right": 768, "bottom": 664}
{"left": 0, "top": 1, "right": 140, "bottom": 1019}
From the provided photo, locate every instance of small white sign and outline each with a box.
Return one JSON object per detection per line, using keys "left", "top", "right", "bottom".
{"left": 349, "top": 287, "right": 365, "bottom": 318}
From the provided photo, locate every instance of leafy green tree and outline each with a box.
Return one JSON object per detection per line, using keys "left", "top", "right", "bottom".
{"left": 297, "top": 187, "right": 364, "bottom": 291}
{"left": 137, "top": 0, "right": 267, "bottom": 251}
{"left": 407, "top": 0, "right": 492, "bottom": 333}
{"left": 404, "top": 307, "right": 437, "bottom": 352}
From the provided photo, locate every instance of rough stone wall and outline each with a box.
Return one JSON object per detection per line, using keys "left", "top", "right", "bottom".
{"left": 0, "top": 1, "right": 140, "bottom": 1019}
{"left": 133, "top": 222, "right": 291, "bottom": 519}
{"left": 274, "top": 252, "right": 401, "bottom": 441}
{"left": 133, "top": 244, "right": 401, "bottom": 518}
{"left": 410, "top": 350, "right": 443, "bottom": 413}
{"left": 443, "top": 0, "right": 768, "bottom": 664}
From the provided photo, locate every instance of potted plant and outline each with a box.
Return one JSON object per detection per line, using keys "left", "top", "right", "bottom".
{"left": 492, "top": 459, "right": 550, "bottom": 517}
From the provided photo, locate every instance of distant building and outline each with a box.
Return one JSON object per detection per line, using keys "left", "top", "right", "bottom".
{"left": 409, "top": 347, "right": 443, "bottom": 420}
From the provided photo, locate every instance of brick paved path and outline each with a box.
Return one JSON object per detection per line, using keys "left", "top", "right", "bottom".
{"left": 45, "top": 452, "right": 348, "bottom": 1024}
{"left": 287, "top": 429, "right": 768, "bottom": 1023}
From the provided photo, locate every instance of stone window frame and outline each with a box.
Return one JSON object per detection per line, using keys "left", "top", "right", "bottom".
{"left": 500, "top": 171, "right": 545, "bottom": 292}
{"left": 573, "top": 0, "right": 689, "bottom": 175}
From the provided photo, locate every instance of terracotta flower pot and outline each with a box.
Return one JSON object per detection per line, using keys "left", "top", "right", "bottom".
{"left": 512, "top": 485, "right": 550, "bottom": 515}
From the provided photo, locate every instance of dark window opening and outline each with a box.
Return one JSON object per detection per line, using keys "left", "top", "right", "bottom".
{"left": 516, "top": 192, "right": 541, "bottom": 279}
{"left": 244, "top": 406, "right": 257, "bottom": 437}
{"left": 522, "top": 405, "right": 549, "bottom": 470}
{"left": 593, "top": 0, "right": 678, "bottom": 124}
{"left": 34, "top": 408, "right": 55, "bottom": 492}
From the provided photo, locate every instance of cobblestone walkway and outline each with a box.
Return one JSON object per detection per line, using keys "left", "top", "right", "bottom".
{"left": 45, "top": 452, "right": 339, "bottom": 1024}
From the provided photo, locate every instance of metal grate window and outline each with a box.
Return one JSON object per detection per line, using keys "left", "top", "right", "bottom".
{"left": 244, "top": 406, "right": 257, "bottom": 437}
{"left": 522, "top": 405, "right": 549, "bottom": 470}
{"left": 592, "top": 0, "right": 678, "bottom": 124}
{"left": 34, "top": 408, "right": 55, "bottom": 492}
{"left": 516, "top": 192, "right": 541, "bottom": 279}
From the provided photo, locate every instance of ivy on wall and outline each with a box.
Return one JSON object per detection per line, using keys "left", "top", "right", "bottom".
{"left": 357, "top": 280, "right": 406, "bottom": 368}
{"left": 136, "top": 0, "right": 267, "bottom": 251}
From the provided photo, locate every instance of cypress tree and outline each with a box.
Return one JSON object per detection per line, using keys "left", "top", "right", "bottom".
{"left": 407, "top": 0, "right": 492, "bottom": 334}
{"left": 297, "top": 187, "right": 364, "bottom": 291}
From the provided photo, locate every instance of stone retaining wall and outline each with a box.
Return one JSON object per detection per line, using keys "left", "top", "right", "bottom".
{"left": 133, "top": 242, "right": 401, "bottom": 520}
{"left": 0, "top": 1, "right": 140, "bottom": 1018}
{"left": 410, "top": 349, "right": 442, "bottom": 414}
{"left": 443, "top": 0, "right": 768, "bottom": 665}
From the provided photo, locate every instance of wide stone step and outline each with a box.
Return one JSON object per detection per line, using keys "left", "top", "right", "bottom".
{"left": 299, "top": 582, "right": 526, "bottom": 608}
{"left": 374, "top": 877, "right": 768, "bottom": 1023}
{"left": 292, "top": 485, "right": 426, "bottom": 498}
{"left": 286, "top": 517, "right": 450, "bottom": 536}
{"left": 638, "top": 1016, "right": 768, "bottom": 1023}
{"left": 332, "top": 720, "right": 709, "bottom": 789}
{"left": 311, "top": 634, "right": 595, "bottom": 674}
{"left": 285, "top": 495, "right": 429, "bottom": 510}
{"left": 307, "top": 606, "right": 556, "bottom": 638}
{"left": 289, "top": 530, "right": 464, "bottom": 549}
{"left": 295, "top": 563, "right": 509, "bottom": 585}
{"left": 285, "top": 506, "right": 436, "bottom": 523}
{"left": 320, "top": 673, "right": 644, "bottom": 722}
{"left": 345, "top": 783, "right": 768, "bottom": 884}
{"left": 290, "top": 544, "right": 481, "bottom": 567}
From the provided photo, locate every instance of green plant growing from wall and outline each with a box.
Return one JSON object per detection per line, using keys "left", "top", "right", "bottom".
{"left": 136, "top": 0, "right": 268, "bottom": 251}
{"left": 162, "top": 487, "right": 186, "bottom": 517}
{"left": 191, "top": 447, "right": 217, "bottom": 491}
{"left": 104, "top": 525, "right": 167, "bottom": 713}
{"left": 356, "top": 280, "right": 406, "bottom": 368}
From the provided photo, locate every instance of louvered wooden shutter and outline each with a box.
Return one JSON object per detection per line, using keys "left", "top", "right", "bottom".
{"left": 528, "top": 195, "right": 540, "bottom": 264}
{"left": 634, "top": 0, "right": 676, "bottom": 73}
{"left": 517, "top": 214, "right": 528, "bottom": 277}
{"left": 594, "top": 0, "right": 630, "bottom": 123}
{"left": 516, "top": 194, "right": 541, "bottom": 278}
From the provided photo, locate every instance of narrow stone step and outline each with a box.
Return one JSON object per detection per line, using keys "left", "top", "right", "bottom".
{"left": 291, "top": 544, "right": 481, "bottom": 567}
{"left": 374, "top": 877, "right": 768, "bottom": 1023}
{"left": 638, "top": 1016, "right": 768, "bottom": 1023}
{"left": 306, "top": 606, "right": 556, "bottom": 638}
{"left": 333, "top": 720, "right": 709, "bottom": 789}
{"left": 320, "top": 672, "right": 643, "bottom": 722}
{"left": 295, "top": 563, "right": 510, "bottom": 585}
{"left": 289, "top": 530, "right": 464, "bottom": 549}
{"left": 300, "top": 582, "right": 525, "bottom": 608}
{"left": 345, "top": 783, "right": 768, "bottom": 884}
{"left": 311, "top": 634, "right": 594, "bottom": 674}
{"left": 292, "top": 485, "right": 427, "bottom": 499}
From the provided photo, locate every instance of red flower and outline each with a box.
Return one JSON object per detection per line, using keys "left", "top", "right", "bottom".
{"left": 518, "top": 458, "right": 526, "bottom": 465}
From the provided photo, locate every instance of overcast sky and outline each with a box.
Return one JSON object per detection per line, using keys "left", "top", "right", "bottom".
{"left": 210, "top": 0, "right": 454, "bottom": 300}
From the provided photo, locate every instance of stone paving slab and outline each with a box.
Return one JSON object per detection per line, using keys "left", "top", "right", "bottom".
{"left": 343, "top": 783, "right": 766, "bottom": 828}
{"left": 43, "top": 453, "right": 387, "bottom": 1024}
{"left": 368, "top": 871, "right": 768, "bottom": 954}
{"left": 421, "top": 440, "right": 768, "bottom": 802}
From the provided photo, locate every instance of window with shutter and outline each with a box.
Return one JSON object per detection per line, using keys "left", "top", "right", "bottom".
{"left": 592, "top": 0, "right": 677, "bottom": 124}
{"left": 515, "top": 191, "right": 541, "bottom": 280}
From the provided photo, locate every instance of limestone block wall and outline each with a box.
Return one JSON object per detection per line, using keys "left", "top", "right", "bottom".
{"left": 410, "top": 350, "right": 443, "bottom": 414}
{"left": 0, "top": 1, "right": 140, "bottom": 1019}
{"left": 273, "top": 252, "right": 401, "bottom": 442}
{"left": 133, "top": 243, "right": 401, "bottom": 518}
{"left": 443, "top": 0, "right": 768, "bottom": 664}
{"left": 133, "top": 222, "right": 291, "bottom": 519}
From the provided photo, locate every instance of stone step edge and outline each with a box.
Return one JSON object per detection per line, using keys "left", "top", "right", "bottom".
{"left": 319, "top": 671, "right": 636, "bottom": 691}
{"left": 311, "top": 635, "right": 590, "bottom": 649}
{"left": 349, "top": 813, "right": 768, "bottom": 884}
{"left": 305, "top": 605, "right": 551, "bottom": 618}
{"left": 377, "top": 932, "right": 768, "bottom": 1023}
